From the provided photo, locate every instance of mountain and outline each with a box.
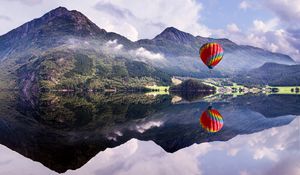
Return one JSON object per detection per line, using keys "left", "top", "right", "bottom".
{"left": 234, "top": 62, "right": 300, "bottom": 86}
{"left": 0, "top": 7, "right": 296, "bottom": 91}
{"left": 0, "top": 7, "right": 104, "bottom": 59}
{"left": 137, "top": 27, "right": 295, "bottom": 75}
{"left": 0, "top": 7, "right": 170, "bottom": 91}
{"left": 0, "top": 7, "right": 135, "bottom": 59}
{"left": 154, "top": 27, "right": 197, "bottom": 44}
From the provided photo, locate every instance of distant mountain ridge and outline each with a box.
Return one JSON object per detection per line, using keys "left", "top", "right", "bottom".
{"left": 0, "top": 7, "right": 297, "bottom": 90}
{"left": 234, "top": 62, "right": 300, "bottom": 86}
{"left": 137, "top": 26, "right": 294, "bottom": 75}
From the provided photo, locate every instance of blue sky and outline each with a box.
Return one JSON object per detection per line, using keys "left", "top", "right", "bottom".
{"left": 0, "top": 0, "right": 299, "bottom": 61}
{"left": 200, "top": 0, "right": 274, "bottom": 32}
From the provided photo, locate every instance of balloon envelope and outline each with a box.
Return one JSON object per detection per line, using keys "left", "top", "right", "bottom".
{"left": 200, "top": 107, "right": 224, "bottom": 133}
{"left": 199, "top": 42, "right": 224, "bottom": 69}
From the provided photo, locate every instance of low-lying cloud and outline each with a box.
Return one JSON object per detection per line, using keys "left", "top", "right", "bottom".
{"left": 131, "top": 47, "right": 165, "bottom": 60}
{"left": 104, "top": 39, "right": 166, "bottom": 62}
{"left": 105, "top": 39, "right": 124, "bottom": 51}
{"left": 134, "top": 120, "right": 164, "bottom": 133}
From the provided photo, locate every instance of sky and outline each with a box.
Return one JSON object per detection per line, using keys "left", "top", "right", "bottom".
{"left": 0, "top": 0, "right": 299, "bottom": 61}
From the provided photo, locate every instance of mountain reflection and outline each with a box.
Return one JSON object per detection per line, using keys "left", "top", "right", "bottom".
{"left": 0, "top": 92, "right": 299, "bottom": 173}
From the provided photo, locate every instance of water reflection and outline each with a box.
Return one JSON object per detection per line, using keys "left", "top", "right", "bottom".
{"left": 65, "top": 118, "right": 300, "bottom": 175}
{"left": 0, "top": 92, "right": 299, "bottom": 174}
{"left": 200, "top": 106, "right": 224, "bottom": 133}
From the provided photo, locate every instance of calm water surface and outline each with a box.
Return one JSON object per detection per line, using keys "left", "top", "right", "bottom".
{"left": 0, "top": 92, "right": 299, "bottom": 175}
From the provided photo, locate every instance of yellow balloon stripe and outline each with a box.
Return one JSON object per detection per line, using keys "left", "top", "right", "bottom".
{"left": 208, "top": 110, "right": 222, "bottom": 121}
{"left": 208, "top": 55, "right": 222, "bottom": 66}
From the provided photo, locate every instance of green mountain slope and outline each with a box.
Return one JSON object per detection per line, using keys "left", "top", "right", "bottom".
{"left": 17, "top": 49, "right": 170, "bottom": 92}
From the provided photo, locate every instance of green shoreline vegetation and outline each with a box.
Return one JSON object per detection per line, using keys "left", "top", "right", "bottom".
{"left": 144, "top": 77, "right": 300, "bottom": 97}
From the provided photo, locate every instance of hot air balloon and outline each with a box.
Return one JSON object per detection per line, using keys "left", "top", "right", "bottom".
{"left": 200, "top": 106, "right": 223, "bottom": 133}
{"left": 199, "top": 42, "right": 224, "bottom": 69}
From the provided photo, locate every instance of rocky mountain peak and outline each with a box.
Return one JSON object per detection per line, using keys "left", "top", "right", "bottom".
{"left": 0, "top": 6, "right": 105, "bottom": 41}
{"left": 45, "top": 6, "right": 69, "bottom": 17}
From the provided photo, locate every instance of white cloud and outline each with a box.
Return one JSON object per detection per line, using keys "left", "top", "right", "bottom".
{"left": 106, "top": 39, "right": 124, "bottom": 50}
{"left": 93, "top": 0, "right": 211, "bottom": 40}
{"left": 227, "top": 148, "right": 240, "bottom": 156}
{"left": 0, "top": 144, "right": 56, "bottom": 175}
{"left": 107, "top": 130, "right": 123, "bottom": 141}
{"left": 257, "top": 0, "right": 300, "bottom": 60}
{"left": 214, "top": 1, "right": 300, "bottom": 61}
{"left": 100, "top": 40, "right": 166, "bottom": 65}
{"left": 66, "top": 139, "right": 202, "bottom": 175}
{"left": 252, "top": 18, "right": 279, "bottom": 33}
{"left": 239, "top": 1, "right": 251, "bottom": 10}
{"left": 131, "top": 47, "right": 165, "bottom": 61}
{"left": 2, "top": 0, "right": 43, "bottom": 5}
{"left": 134, "top": 120, "right": 163, "bottom": 133}
{"left": 253, "top": 147, "right": 279, "bottom": 161}
{"left": 227, "top": 23, "right": 240, "bottom": 33}
{"left": 264, "top": 0, "right": 300, "bottom": 26}
{"left": 247, "top": 19, "right": 299, "bottom": 58}
{"left": 216, "top": 18, "right": 300, "bottom": 61}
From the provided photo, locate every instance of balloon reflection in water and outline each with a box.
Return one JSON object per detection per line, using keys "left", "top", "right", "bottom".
{"left": 200, "top": 106, "right": 224, "bottom": 133}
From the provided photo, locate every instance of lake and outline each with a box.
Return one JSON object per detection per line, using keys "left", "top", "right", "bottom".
{"left": 0, "top": 92, "right": 299, "bottom": 175}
